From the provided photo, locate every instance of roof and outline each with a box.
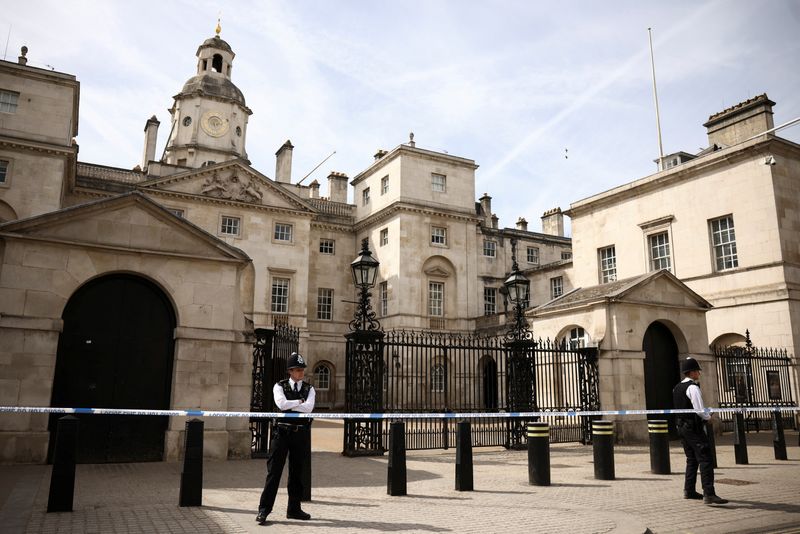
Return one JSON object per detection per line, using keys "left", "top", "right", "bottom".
{"left": 196, "top": 35, "right": 234, "bottom": 56}
{"left": 179, "top": 74, "right": 246, "bottom": 106}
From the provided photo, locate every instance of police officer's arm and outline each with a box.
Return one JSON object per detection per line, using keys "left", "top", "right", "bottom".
{"left": 292, "top": 386, "right": 315, "bottom": 413}
{"left": 273, "top": 383, "right": 303, "bottom": 411}
{"left": 686, "top": 384, "right": 711, "bottom": 420}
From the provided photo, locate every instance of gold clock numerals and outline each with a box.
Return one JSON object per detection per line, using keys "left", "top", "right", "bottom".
{"left": 200, "top": 111, "right": 229, "bottom": 137}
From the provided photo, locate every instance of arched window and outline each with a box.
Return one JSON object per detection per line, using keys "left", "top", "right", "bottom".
{"left": 569, "top": 327, "right": 587, "bottom": 348}
{"left": 431, "top": 363, "right": 445, "bottom": 393}
{"left": 212, "top": 54, "right": 223, "bottom": 73}
{"left": 314, "top": 363, "right": 331, "bottom": 391}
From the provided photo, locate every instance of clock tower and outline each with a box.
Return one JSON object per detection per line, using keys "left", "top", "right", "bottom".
{"left": 163, "top": 25, "right": 252, "bottom": 168}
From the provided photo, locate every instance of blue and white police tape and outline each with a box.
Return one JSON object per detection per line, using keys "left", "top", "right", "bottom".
{"left": 1, "top": 405, "right": 798, "bottom": 419}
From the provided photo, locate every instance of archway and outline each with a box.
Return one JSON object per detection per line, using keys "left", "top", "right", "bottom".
{"left": 642, "top": 321, "right": 680, "bottom": 436}
{"left": 49, "top": 274, "right": 176, "bottom": 463}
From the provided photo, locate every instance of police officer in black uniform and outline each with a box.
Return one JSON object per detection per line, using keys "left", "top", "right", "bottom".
{"left": 673, "top": 357, "right": 727, "bottom": 505}
{"left": 256, "top": 352, "right": 315, "bottom": 525}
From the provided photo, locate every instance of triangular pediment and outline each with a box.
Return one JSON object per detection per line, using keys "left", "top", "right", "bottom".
{"left": 138, "top": 160, "right": 315, "bottom": 213}
{"left": 0, "top": 192, "right": 250, "bottom": 261}
{"left": 617, "top": 270, "right": 711, "bottom": 309}
{"left": 424, "top": 266, "right": 451, "bottom": 278}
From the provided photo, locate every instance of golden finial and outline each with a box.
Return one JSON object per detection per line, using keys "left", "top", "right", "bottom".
{"left": 215, "top": 17, "right": 222, "bottom": 36}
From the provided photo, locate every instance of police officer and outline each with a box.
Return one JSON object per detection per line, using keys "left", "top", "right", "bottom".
{"left": 673, "top": 357, "right": 727, "bottom": 505}
{"left": 256, "top": 352, "right": 315, "bottom": 525}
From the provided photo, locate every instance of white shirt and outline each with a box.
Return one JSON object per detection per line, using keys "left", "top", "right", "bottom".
{"left": 273, "top": 378, "right": 316, "bottom": 413}
{"left": 682, "top": 377, "right": 710, "bottom": 420}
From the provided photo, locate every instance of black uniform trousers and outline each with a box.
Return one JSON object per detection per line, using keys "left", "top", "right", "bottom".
{"left": 678, "top": 422, "right": 714, "bottom": 496}
{"left": 258, "top": 424, "right": 308, "bottom": 514}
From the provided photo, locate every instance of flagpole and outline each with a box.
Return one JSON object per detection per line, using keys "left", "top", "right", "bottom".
{"left": 648, "top": 28, "right": 665, "bottom": 170}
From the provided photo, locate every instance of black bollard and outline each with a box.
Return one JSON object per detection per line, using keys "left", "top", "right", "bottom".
{"left": 705, "top": 419, "right": 718, "bottom": 469}
{"left": 301, "top": 423, "right": 312, "bottom": 501}
{"left": 592, "top": 420, "right": 615, "bottom": 480}
{"left": 47, "top": 416, "right": 79, "bottom": 513}
{"left": 455, "top": 420, "right": 473, "bottom": 491}
{"left": 771, "top": 411, "right": 788, "bottom": 461}
{"left": 527, "top": 422, "right": 550, "bottom": 486}
{"left": 179, "top": 419, "right": 204, "bottom": 507}
{"left": 648, "top": 420, "right": 670, "bottom": 475}
{"left": 387, "top": 421, "right": 407, "bottom": 496}
{"left": 733, "top": 412, "right": 749, "bottom": 465}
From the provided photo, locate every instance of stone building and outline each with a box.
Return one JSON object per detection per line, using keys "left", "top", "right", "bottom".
{"left": 1, "top": 30, "right": 797, "bottom": 461}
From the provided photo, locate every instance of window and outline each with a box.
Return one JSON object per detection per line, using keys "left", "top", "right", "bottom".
{"left": 220, "top": 215, "right": 240, "bottom": 236}
{"left": 429, "top": 281, "right": 444, "bottom": 316}
{"left": 431, "top": 173, "right": 446, "bottom": 192}
{"left": 484, "top": 287, "right": 497, "bottom": 315}
{"left": 271, "top": 278, "right": 289, "bottom": 314}
{"left": 0, "top": 159, "right": 8, "bottom": 184}
{"left": 527, "top": 246, "right": 539, "bottom": 265}
{"left": 362, "top": 187, "right": 370, "bottom": 206}
{"left": 431, "top": 363, "right": 445, "bottom": 392}
{"left": 599, "top": 246, "right": 617, "bottom": 283}
{"left": 483, "top": 240, "right": 496, "bottom": 257}
{"left": 550, "top": 276, "right": 563, "bottom": 299}
{"left": 568, "top": 327, "right": 587, "bottom": 348}
{"left": 319, "top": 239, "right": 335, "bottom": 254}
{"left": 0, "top": 90, "right": 19, "bottom": 113}
{"left": 313, "top": 364, "right": 331, "bottom": 390}
{"left": 431, "top": 226, "right": 447, "bottom": 246}
{"left": 648, "top": 231, "right": 672, "bottom": 271}
{"left": 380, "top": 228, "right": 388, "bottom": 246}
{"left": 561, "top": 251, "right": 572, "bottom": 260}
{"left": 167, "top": 208, "right": 184, "bottom": 218}
{"left": 381, "top": 175, "right": 389, "bottom": 195}
{"left": 317, "top": 288, "right": 333, "bottom": 320}
{"left": 710, "top": 215, "right": 738, "bottom": 271}
{"left": 380, "top": 282, "right": 388, "bottom": 316}
{"left": 274, "top": 223, "right": 293, "bottom": 242}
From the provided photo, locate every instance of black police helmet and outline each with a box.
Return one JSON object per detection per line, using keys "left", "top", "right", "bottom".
{"left": 680, "top": 357, "right": 701, "bottom": 374}
{"left": 287, "top": 352, "right": 307, "bottom": 370}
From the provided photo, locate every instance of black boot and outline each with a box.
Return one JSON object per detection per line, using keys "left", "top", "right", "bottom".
{"left": 684, "top": 490, "right": 703, "bottom": 500}
{"left": 255, "top": 510, "right": 269, "bottom": 524}
{"left": 286, "top": 509, "right": 311, "bottom": 520}
{"left": 704, "top": 494, "right": 729, "bottom": 505}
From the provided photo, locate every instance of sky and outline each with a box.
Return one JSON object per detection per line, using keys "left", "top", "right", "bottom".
{"left": 5, "top": 1, "right": 800, "bottom": 235}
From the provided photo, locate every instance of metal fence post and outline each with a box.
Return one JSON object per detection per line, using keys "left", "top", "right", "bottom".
{"left": 648, "top": 420, "right": 670, "bottom": 474}
{"left": 455, "top": 420, "right": 473, "bottom": 491}
{"left": 387, "top": 421, "right": 407, "bottom": 496}
{"left": 179, "top": 419, "right": 204, "bottom": 507}
{"left": 47, "top": 416, "right": 79, "bottom": 513}
{"left": 733, "top": 412, "right": 749, "bottom": 465}
{"left": 592, "top": 420, "right": 615, "bottom": 480}
{"left": 771, "top": 410, "right": 787, "bottom": 461}
{"left": 527, "top": 422, "right": 550, "bottom": 486}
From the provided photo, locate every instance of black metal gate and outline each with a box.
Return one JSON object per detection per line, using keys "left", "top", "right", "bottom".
{"left": 345, "top": 330, "right": 599, "bottom": 454}
{"left": 714, "top": 333, "right": 797, "bottom": 433}
{"left": 250, "top": 323, "right": 300, "bottom": 457}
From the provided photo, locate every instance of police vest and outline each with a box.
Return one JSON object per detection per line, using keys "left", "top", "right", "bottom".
{"left": 672, "top": 380, "right": 703, "bottom": 432}
{"left": 277, "top": 379, "right": 312, "bottom": 426}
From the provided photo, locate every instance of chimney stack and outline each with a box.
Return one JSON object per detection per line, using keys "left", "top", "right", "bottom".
{"left": 327, "top": 171, "right": 349, "bottom": 203}
{"left": 703, "top": 94, "right": 775, "bottom": 147}
{"left": 309, "top": 179, "right": 320, "bottom": 199}
{"left": 142, "top": 115, "right": 160, "bottom": 169}
{"left": 516, "top": 217, "right": 528, "bottom": 231}
{"left": 374, "top": 149, "right": 388, "bottom": 161}
{"left": 491, "top": 214, "right": 498, "bottom": 229}
{"left": 541, "top": 207, "right": 564, "bottom": 237}
{"left": 275, "top": 140, "right": 294, "bottom": 183}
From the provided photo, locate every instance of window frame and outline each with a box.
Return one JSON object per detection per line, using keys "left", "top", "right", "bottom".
{"left": 526, "top": 246, "right": 539, "bottom": 265}
{"left": 271, "top": 277, "right": 290, "bottom": 314}
{"left": 430, "top": 226, "right": 447, "bottom": 246}
{"left": 431, "top": 173, "right": 446, "bottom": 193}
{"left": 313, "top": 363, "right": 331, "bottom": 391}
{"left": 219, "top": 215, "right": 241, "bottom": 237}
{"left": 428, "top": 281, "right": 444, "bottom": 316}
{"left": 550, "top": 276, "right": 563, "bottom": 299}
{"left": 0, "top": 158, "right": 11, "bottom": 187}
{"left": 598, "top": 245, "right": 617, "bottom": 283}
{"left": 381, "top": 175, "right": 389, "bottom": 195}
{"left": 648, "top": 231, "right": 672, "bottom": 272}
{"left": 483, "top": 240, "right": 497, "bottom": 258}
{"left": 709, "top": 214, "right": 738, "bottom": 271}
{"left": 273, "top": 222, "right": 294, "bottom": 243}
{"left": 316, "top": 287, "right": 334, "bottom": 321}
{"left": 380, "top": 227, "right": 389, "bottom": 246}
{"left": 0, "top": 89, "right": 19, "bottom": 114}
{"left": 319, "top": 238, "right": 335, "bottom": 255}
{"left": 379, "top": 281, "right": 388, "bottom": 316}
{"left": 430, "top": 363, "right": 446, "bottom": 393}
{"left": 484, "top": 287, "right": 497, "bottom": 315}
{"left": 362, "top": 187, "right": 371, "bottom": 206}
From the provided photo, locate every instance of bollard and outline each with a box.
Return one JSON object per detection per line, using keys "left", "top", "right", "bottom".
{"left": 179, "top": 419, "right": 204, "bottom": 507}
{"left": 733, "top": 412, "right": 749, "bottom": 465}
{"left": 771, "top": 411, "right": 788, "bottom": 461}
{"left": 387, "top": 421, "right": 407, "bottom": 496}
{"left": 527, "top": 422, "right": 550, "bottom": 486}
{"left": 455, "top": 420, "right": 473, "bottom": 491}
{"left": 705, "top": 420, "right": 718, "bottom": 469}
{"left": 592, "top": 420, "right": 615, "bottom": 480}
{"left": 648, "top": 420, "right": 670, "bottom": 475}
{"left": 301, "top": 423, "right": 312, "bottom": 501}
{"left": 47, "top": 416, "right": 79, "bottom": 513}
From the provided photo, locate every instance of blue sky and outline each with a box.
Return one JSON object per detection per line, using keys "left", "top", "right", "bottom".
{"left": 5, "top": 1, "right": 800, "bottom": 235}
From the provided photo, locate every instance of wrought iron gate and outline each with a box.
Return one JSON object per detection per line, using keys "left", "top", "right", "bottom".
{"left": 714, "top": 334, "right": 797, "bottom": 433}
{"left": 344, "top": 330, "right": 600, "bottom": 454}
{"left": 250, "top": 324, "right": 300, "bottom": 457}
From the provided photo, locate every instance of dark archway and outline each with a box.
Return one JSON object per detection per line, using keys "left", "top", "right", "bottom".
{"left": 481, "top": 356, "right": 498, "bottom": 410}
{"left": 49, "top": 274, "right": 176, "bottom": 463}
{"left": 642, "top": 321, "right": 680, "bottom": 437}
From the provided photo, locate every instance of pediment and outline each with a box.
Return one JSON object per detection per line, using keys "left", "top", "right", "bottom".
{"left": 616, "top": 271, "right": 711, "bottom": 309}
{"left": 138, "top": 161, "right": 315, "bottom": 213}
{"left": 0, "top": 192, "right": 250, "bottom": 261}
{"left": 424, "top": 266, "right": 451, "bottom": 278}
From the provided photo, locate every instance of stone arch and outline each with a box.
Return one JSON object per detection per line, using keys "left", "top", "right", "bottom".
{"left": 711, "top": 332, "right": 747, "bottom": 348}
{"left": 642, "top": 320, "right": 683, "bottom": 434}
{"left": 0, "top": 199, "right": 17, "bottom": 222}
{"left": 555, "top": 324, "right": 592, "bottom": 348}
{"left": 420, "top": 255, "right": 457, "bottom": 326}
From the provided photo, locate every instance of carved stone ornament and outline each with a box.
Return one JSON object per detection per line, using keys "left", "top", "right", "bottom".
{"left": 200, "top": 171, "right": 263, "bottom": 204}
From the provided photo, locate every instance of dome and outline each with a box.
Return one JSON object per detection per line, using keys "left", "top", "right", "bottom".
{"left": 179, "top": 74, "right": 246, "bottom": 106}
{"left": 196, "top": 35, "right": 234, "bottom": 57}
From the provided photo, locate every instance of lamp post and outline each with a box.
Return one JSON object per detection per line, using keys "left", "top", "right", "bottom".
{"left": 504, "top": 238, "right": 535, "bottom": 449}
{"left": 344, "top": 238, "right": 385, "bottom": 456}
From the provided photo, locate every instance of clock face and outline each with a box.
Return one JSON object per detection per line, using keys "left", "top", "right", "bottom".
{"left": 200, "top": 111, "right": 229, "bottom": 137}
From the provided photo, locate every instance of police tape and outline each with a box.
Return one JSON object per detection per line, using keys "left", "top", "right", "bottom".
{"left": 1, "top": 405, "right": 799, "bottom": 419}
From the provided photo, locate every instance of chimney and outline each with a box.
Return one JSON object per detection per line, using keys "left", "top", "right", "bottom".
{"left": 18, "top": 45, "right": 28, "bottom": 66}
{"left": 541, "top": 207, "right": 564, "bottom": 237}
{"left": 374, "top": 149, "right": 388, "bottom": 161}
{"left": 516, "top": 217, "right": 528, "bottom": 231}
{"left": 491, "top": 214, "right": 498, "bottom": 229}
{"left": 275, "top": 140, "right": 294, "bottom": 183}
{"left": 703, "top": 94, "right": 775, "bottom": 147}
{"left": 327, "top": 171, "right": 349, "bottom": 203}
{"left": 142, "top": 115, "right": 160, "bottom": 169}
{"left": 309, "top": 179, "right": 320, "bottom": 199}
{"left": 479, "top": 193, "right": 492, "bottom": 217}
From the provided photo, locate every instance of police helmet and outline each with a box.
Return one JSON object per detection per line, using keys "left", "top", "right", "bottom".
{"left": 680, "top": 357, "right": 701, "bottom": 374}
{"left": 287, "top": 352, "right": 307, "bottom": 370}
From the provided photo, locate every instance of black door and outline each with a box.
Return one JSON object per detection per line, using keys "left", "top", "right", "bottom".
{"left": 482, "top": 357, "right": 498, "bottom": 410}
{"left": 642, "top": 321, "right": 680, "bottom": 437}
{"left": 49, "top": 274, "right": 175, "bottom": 463}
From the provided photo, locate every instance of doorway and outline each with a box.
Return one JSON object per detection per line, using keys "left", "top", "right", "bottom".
{"left": 642, "top": 321, "right": 680, "bottom": 437}
{"left": 49, "top": 274, "right": 176, "bottom": 463}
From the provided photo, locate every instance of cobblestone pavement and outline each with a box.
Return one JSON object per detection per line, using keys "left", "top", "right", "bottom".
{"left": 1, "top": 423, "right": 799, "bottom": 534}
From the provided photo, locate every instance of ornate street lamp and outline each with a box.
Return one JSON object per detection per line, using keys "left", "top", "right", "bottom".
{"left": 349, "top": 238, "right": 381, "bottom": 332}
{"left": 504, "top": 238, "right": 532, "bottom": 341}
